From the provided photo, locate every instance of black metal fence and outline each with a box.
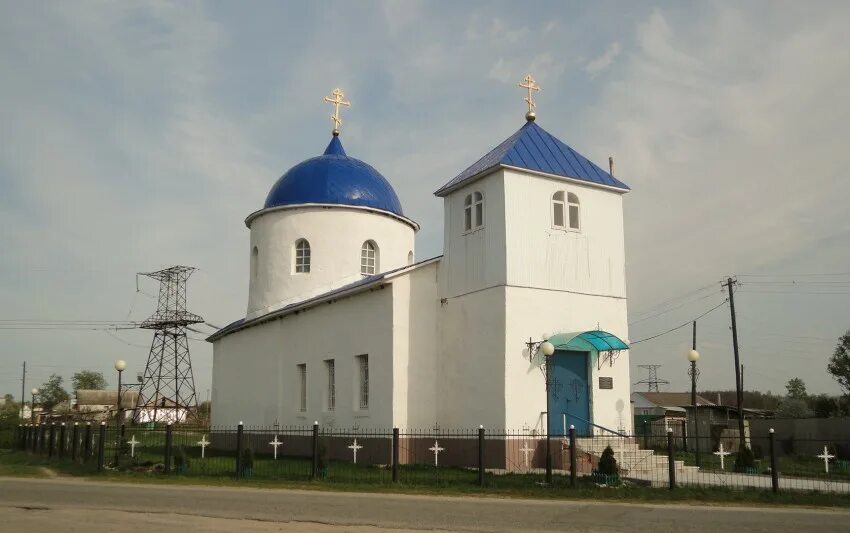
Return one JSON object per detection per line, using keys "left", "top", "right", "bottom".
{"left": 10, "top": 422, "right": 850, "bottom": 494}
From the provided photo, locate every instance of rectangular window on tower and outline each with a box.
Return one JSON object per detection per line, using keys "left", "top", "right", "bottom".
{"left": 297, "top": 363, "right": 307, "bottom": 412}
{"left": 356, "top": 354, "right": 369, "bottom": 409}
{"left": 325, "top": 359, "right": 335, "bottom": 411}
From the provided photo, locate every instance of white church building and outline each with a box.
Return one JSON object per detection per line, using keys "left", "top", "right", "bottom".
{"left": 208, "top": 86, "right": 633, "bottom": 437}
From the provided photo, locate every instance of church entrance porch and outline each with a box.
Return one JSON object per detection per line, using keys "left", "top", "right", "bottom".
{"left": 548, "top": 350, "right": 591, "bottom": 437}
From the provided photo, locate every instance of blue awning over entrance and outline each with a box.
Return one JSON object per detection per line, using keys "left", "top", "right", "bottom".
{"left": 547, "top": 330, "right": 629, "bottom": 352}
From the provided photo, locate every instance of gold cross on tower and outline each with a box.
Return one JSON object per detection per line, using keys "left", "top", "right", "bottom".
{"left": 518, "top": 74, "right": 541, "bottom": 121}
{"left": 323, "top": 87, "right": 351, "bottom": 135}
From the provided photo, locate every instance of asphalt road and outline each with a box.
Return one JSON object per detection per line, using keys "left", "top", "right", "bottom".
{"left": 1, "top": 477, "right": 849, "bottom": 532}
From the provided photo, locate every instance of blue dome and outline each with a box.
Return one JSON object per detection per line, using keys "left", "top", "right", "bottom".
{"left": 264, "top": 136, "right": 404, "bottom": 216}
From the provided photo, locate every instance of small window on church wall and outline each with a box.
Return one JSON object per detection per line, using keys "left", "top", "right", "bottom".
{"left": 464, "top": 192, "right": 484, "bottom": 232}
{"left": 552, "top": 191, "right": 566, "bottom": 229}
{"left": 251, "top": 246, "right": 259, "bottom": 280}
{"left": 297, "top": 364, "right": 307, "bottom": 412}
{"left": 568, "top": 192, "right": 580, "bottom": 230}
{"left": 294, "top": 239, "right": 311, "bottom": 273}
{"left": 356, "top": 354, "right": 369, "bottom": 409}
{"left": 325, "top": 359, "right": 335, "bottom": 411}
{"left": 407, "top": 251, "right": 414, "bottom": 265}
{"left": 361, "top": 241, "right": 378, "bottom": 275}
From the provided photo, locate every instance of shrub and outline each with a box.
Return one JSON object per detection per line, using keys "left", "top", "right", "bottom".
{"left": 174, "top": 446, "right": 190, "bottom": 471}
{"left": 240, "top": 447, "right": 254, "bottom": 471}
{"left": 597, "top": 446, "right": 619, "bottom": 476}
{"left": 317, "top": 438, "right": 330, "bottom": 471}
{"left": 734, "top": 445, "right": 756, "bottom": 472}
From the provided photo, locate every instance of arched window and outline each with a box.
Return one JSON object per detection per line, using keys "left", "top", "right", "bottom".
{"left": 251, "top": 246, "right": 259, "bottom": 280}
{"left": 567, "top": 192, "right": 580, "bottom": 230}
{"left": 464, "top": 191, "right": 484, "bottom": 232}
{"left": 552, "top": 191, "right": 566, "bottom": 229}
{"left": 361, "top": 240, "right": 378, "bottom": 275}
{"left": 407, "top": 251, "right": 414, "bottom": 265}
{"left": 294, "top": 239, "right": 311, "bottom": 273}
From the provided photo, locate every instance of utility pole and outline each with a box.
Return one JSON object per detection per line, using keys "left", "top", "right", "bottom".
{"left": 726, "top": 277, "right": 746, "bottom": 448}
{"left": 20, "top": 361, "right": 26, "bottom": 421}
{"left": 690, "top": 321, "right": 701, "bottom": 467}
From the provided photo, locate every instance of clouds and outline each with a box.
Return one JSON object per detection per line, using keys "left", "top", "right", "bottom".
{"left": 585, "top": 42, "right": 622, "bottom": 76}
{"left": 1, "top": 1, "right": 848, "bottom": 398}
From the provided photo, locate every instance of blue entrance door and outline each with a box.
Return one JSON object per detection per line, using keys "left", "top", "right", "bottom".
{"left": 548, "top": 350, "right": 590, "bottom": 436}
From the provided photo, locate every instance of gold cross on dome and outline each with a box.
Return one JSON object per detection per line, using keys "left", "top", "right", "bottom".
{"left": 323, "top": 87, "right": 351, "bottom": 135}
{"left": 518, "top": 74, "right": 541, "bottom": 120}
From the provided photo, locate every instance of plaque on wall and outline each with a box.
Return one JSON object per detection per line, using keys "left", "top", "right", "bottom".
{"left": 599, "top": 377, "right": 613, "bottom": 389}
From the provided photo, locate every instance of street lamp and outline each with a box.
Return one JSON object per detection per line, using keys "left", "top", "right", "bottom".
{"left": 526, "top": 338, "right": 555, "bottom": 483}
{"left": 114, "top": 360, "right": 126, "bottom": 422}
{"left": 687, "top": 349, "right": 701, "bottom": 467}
{"left": 30, "top": 388, "right": 38, "bottom": 424}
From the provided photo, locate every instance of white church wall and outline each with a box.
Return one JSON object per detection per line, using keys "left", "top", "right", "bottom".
{"left": 211, "top": 285, "right": 396, "bottom": 428}
{"left": 389, "top": 262, "right": 440, "bottom": 428}
{"left": 503, "top": 286, "right": 631, "bottom": 434}
{"left": 436, "top": 282, "right": 507, "bottom": 429}
{"left": 502, "top": 169, "right": 627, "bottom": 298}
{"left": 246, "top": 206, "right": 415, "bottom": 319}
{"left": 440, "top": 173, "right": 507, "bottom": 298}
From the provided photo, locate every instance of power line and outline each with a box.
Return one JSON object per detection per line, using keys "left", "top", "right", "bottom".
{"left": 628, "top": 291, "right": 723, "bottom": 326}
{"left": 630, "top": 299, "right": 729, "bottom": 345}
{"left": 628, "top": 281, "right": 719, "bottom": 319}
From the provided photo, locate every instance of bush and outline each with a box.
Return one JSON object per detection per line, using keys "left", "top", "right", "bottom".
{"left": 597, "top": 446, "right": 619, "bottom": 476}
{"left": 734, "top": 445, "right": 756, "bottom": 472}
{"left": 174, "top": 446, "right": 190, "bottom": 472}
{"left": 240, "top": 447, "right": 254, "bottom": 471}
{"left": 317, "top": 438, "right": 330, "bottom": 471}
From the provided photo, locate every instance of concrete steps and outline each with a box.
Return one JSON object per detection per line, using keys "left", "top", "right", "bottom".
{"left": 574, "top": 437, "right": 698, "bottom": 477}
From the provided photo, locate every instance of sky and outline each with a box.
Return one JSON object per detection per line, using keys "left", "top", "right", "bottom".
{"left": 1, "top": 1, "right": 849, "bottom": 403}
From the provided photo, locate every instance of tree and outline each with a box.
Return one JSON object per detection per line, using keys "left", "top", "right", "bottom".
{"left": 35, "top": 374, "right": 69, "bottom": 411}
{"left": 72, "top": 370, "right": 107, "bottom": 392}
{"left": 828, "top": 331, "right": 850, "bottom": 395}
{"left": 785, "top": 378, "right": 807, "bottom": 400}
{"left": 810, "top": 394, "right": 838, "bottom": 418}
{"left": 776, "top": 397, "right": 814, "bottom": 418}
{"left": 0, "top": 395, "right": 21, "bottom": 428}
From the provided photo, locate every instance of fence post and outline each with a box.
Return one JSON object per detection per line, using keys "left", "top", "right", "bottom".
{"left": 84, "top": 423, "right": 92, "bottom": 462}
{"left": 71, "top": 423, "right": 79, "bottom": 462}
{"left": 392, "top": 427, "right": 399, "bottom": 483}
{"left": 115, "top": 423, "right": 125, "bottom": 467}
{"left": 643, "top": 421, "right": 649, "bottom": 450}
{"left": 681, "top": 421, "right": 688, "bottom": 453}
{"left": 234, "top": 421, "right": 243, "bottom": 479}
{"left": 164, "top": 422, "right": 173, "bottom": 475}
{"left": 59, "top": 423, "right": 66, "bottom": 459}
{"left": 39, "top": 424, "right": 46, "bottom": 454}
{"left": 478, "top": 425, "right": 485, "bottom": 487}
{"left": 569, "top": 425, "right": 577, "bottom": 488}
{"left": 769, "top": 428, "right": 779, "bottom": 494}
{"left": 48, "top": 423, "right": 56, "bottom": 459}
{"left": 97, "top": 422, "right": 106, "bottom": 472}
{"left": 666, "top": 427, "right": 676, "bottom": 490}
{"left": 311, "top": 421, "right": 319, "bottom": 480}
{"left": 14, "top": 425, "right": 20, "bottom": 450}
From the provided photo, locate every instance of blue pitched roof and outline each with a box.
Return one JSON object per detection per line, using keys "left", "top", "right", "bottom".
{"left": 264, "top": 136, "right": 406, "bottom": 216}
{"left": 434, "top": 121, "right": 629, "bottom": 196}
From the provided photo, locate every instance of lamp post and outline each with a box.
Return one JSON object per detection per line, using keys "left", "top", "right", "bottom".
{"left": 30, "top": 388, "right": 38, "bottom": 424}
{"left": 114, "top": 360, "right": 126, "bottom": 423}
{"left": 526, "top": 338, "right": 555, "bottom": 483}
{"left": 114, "top": 360, "right": 126, "bottom": 467}
{"left": 687, "top": 348, "right": 701, "bottom": 468}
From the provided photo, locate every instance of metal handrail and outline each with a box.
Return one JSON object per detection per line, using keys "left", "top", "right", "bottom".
{"left": 563, "top": 412, "right": 628, "bottom": 438}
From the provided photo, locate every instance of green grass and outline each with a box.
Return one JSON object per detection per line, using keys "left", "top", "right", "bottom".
{"left": 3, "top": 449, "right": 850, "bottom": 508}
{"left": 670, "top": 449, "right": 850, "bottom": 480}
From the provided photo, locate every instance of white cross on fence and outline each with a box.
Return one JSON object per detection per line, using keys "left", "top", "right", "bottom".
{"left": 269, "top": 435, "right": 283, "bottom": 460}
{"left": 197, "top": 435, "right": 210, "bottom": 459}
{"left": 348, "top": 439, "right": 363, "bottom": 464}
{"left": 714, "top": 442, "right": 732, "bottom": 470}
{"left": 817, "top": 446, "right": 835, "bottom": 473}
{"left": 520, "top": 442, "right": 534, "bottom": 469}
{"left": 429, "top": 440, "right": 445, "bottom": 466}
{"left": 127, "top": 435, "right": 139, "bottom": 458}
